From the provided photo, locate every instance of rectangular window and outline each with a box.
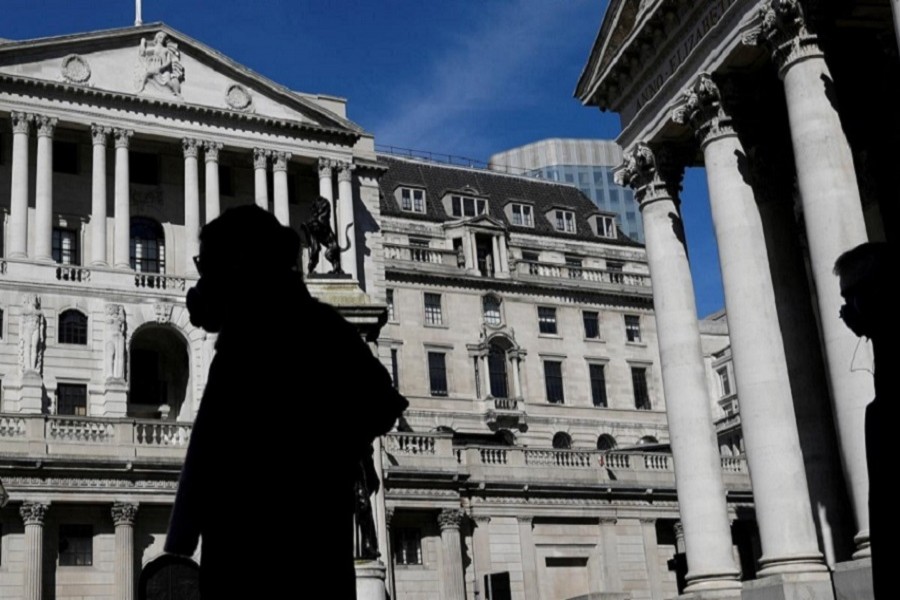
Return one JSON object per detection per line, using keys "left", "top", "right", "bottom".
{"left": 537, "top": 306, "right": 557, "bottom": 335}
{"left": 451, "top": 195, "right": 487, "bottom": 218}
{"left": 53, "top": 141, "right": 78, "bottom": 174}
{"left": 52, "top": 228, "right": 79, "bottom": 265}
{"left": 393, "top": 527, "right": 423, "bottom": 565}
{"left": 590, "top": 364, "right": 608, "bottom": 407}
{"left": 400, "top": 188, "right": 426, "bottom": 213}
{"left": 554, "top": 210, "right": 576, "bottom": 233}
{"left": 391, "top": 349, "right": 399, "bottom": 390}
{"left": 58, "top": 525, "right": 93, "bottom": 566}
{"left": 130, "top": 151, "right": 160, "bottom": 185}
{"left": 386, "top": 289, "right": 396, "bottom": 322}
{"left": 598, "top": 216, "right": 616, "bottom": 238}
{"left": 632, "top": 367, "right": 651, "bottom": 410}
{"left": 511, "top": 203, "right": 534, "bottom": 227}
{"left": 718, "top": 366, "right": 732, "bottom": 398}
{"left": 428, "top": 352, "right": 448, "bottom": 397}
{"left": 57, "top": 383, "right": 87, "bottom": 416}
{"left": 424, "top": 293, "right": 443, "bottom": 326}
{"left": 625, "top": 315, "right": 642, "bottom": 343}
{"left": 583, "top": 311, "right": 600, "bottom": 339}
{"left": 544, "top": 360, "right": 564, "bottom": 404}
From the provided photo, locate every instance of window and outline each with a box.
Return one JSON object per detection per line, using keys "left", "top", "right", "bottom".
{"left": 538, "top": 307, "right": 557, "bottom": 335}
{"left": 483, "top": 295, "right": 501, "bottom": 326}
{"left": 53, "top": 141, "right": 78, "bottom": 174}
{"left": 57, "top": 383, "right": 88, "bottom": 416}
{"left": 583, "top": 311, "right": 600, "bottom": 339}
{"left": 58, "top": 310, "right": 88, "bottom": 345}
{"left": 423, "top": 293, "right": 443, "bottom": 326}
{"left": 428, "top": 352, "right": 448, "bottom": 396}
{"left": 58, "top": 525, "right": 93, "bottom": 566}
{"left": 393, "top": 528, "right": 423, "bottom": 565}
{"left": 511, "top": 203, "right": 534, "bottom": 227}
{"left": 554, "top": 210, "right": 576, "bottom": 233}
{"left": 565, "top": 256, "right": 583, "bottom": 279}
{"left": 130, "top": 151, "right": 160, "bottom": 185}
{"left": 552, "top": 432, "right": 572, "bottom": 449}
{"left": 589, "top": 364, "right": 608, "bottom": 408}
{"left": 597, "top": 434, "right": 617, "bottom": 451}
{"left": 625, "top": 315, "right": 642, "bottom": 343}
{"left": 544, "top": 360, "right": 564, "bottom": 404}
{"left": 0, "top": 308, "right": 4, "bottom": 339}
{"left": 632, "top": 367, "right": 651, "bottom": 410}
{"left": 400, "top": 187, "right": 425, "bottom": 213}
{"left": 450, "top": 195, "right": 486, "bottom": 217}
{"left": 390, "top": 349, "right": 399, "bottom": 390}
{"left": 52, "top": 228, "right": 80, "bottom": 265}
{"left": 488, "top": 344, "right": 508, "bottom": 398}
{"left": 718, "top": 366, "right": 732, "bottom": 398}
{"left": 130, "top": 217, "right": 165, "bottom": 273}
{"left": 597, "top": 215, "right": 616, "bottom": 238}
{"left": 386, "top": 289, "right": 396, "bottom": 322}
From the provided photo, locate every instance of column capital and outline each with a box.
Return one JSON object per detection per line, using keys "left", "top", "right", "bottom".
{"left": 91, "top": 124, "right": 112, "bottom": 145}
{"left": 113, "top": 129, "right": 133, "bottom": 149}
{"left": 438, "top": 508, "right": 464, "bottom": 531}
{"left": 252, "top": 147, "right": 269, "bottom": 169}
{"left": 615, "top": 143, "right": 685, "bottom": 208}
{"left": 272, "top": 151, "right": 292, "bottom": 172}
{"left": 472, "top": 514, "right": 492, "bottom": 525}
{"left": 20, "top": 502, "right": 49, "bottom": 525}
{"left": 671, "top": 73, "right": 736, "bottom": 147}
{"left": 203, "top": 141, "right": 223, "bottom": 162}
{"left": 111, "top": 502, "right": 138, "bottom": 526}
{"left": 515, "top": 515, "right": 533, "bottom": 525}
{"left": 638, "top": 517, "right": 657, "bottom": 525}
{"left": 35, "top": 115, "right": 58, "bottom": 138}
{"left": 337, "top": 161, "right": 356, "bottom": 182}
{"left": 11, "top": 112, "right": 33, "bottom": 134}
{"left": 743, "top": 0, "right": 823, "bottom": 75}
{"left": 384, "top": 507, "right": 395, "bottom": 529}
{"left": 182, "top": 138, "right": 200, "bottom": 159}
{"left": 598, "top": 517, "right": 618, "bottom": 525}
{"left": 318, "top": 157, "right": 335, "bottom": 178}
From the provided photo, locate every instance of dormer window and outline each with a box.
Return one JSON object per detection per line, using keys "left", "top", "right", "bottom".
{"left": 399, "top": 187, "right": 426, "bottom": 213}
{"left": 553, "top": 210, "right": 576, "bottom": 233}
{"left": 597, "top": 215, "right": 616, "bottom": 239}
{"left": 510, "top": 203, "right": 534, "bottom": 227}
{"left": 451, "top": 195, "right": 487, "bottom": 218}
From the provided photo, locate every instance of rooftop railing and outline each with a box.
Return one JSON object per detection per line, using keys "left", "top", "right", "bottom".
{"left": 1, "top": 259, "right": 191, "bottom": 298}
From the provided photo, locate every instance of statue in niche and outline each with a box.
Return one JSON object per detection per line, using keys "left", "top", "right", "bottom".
{"left": 353, "top": 445, "right": 381, "bottom": 560}
{"left": 136, "top": 32, "right": 185, "bottom": 96}
{"left": 300, "top": 195, "right": 353, "bottom": 275}
{"left": 19, "top": 295, "right": 45, "bottom": 375}
{"left": 105, "top": 304, "right": 127, "bottom": 380}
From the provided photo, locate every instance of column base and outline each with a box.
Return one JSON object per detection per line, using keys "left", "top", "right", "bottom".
{"left": 757, "top": 554, "right": 829, "bottom": 577}
{"left": 355, "top": 559, "right": 386, "bottom": 600}
{"left": 832, "top": 558, "right": 873, "bottom": 600}
{"left": 742, "top": 571, "right": 834, "bottom": 600}
{"left": 100, "top": 379, "right": 128, "bottom": 417}
{"left": 680, "top": 590, "right": 743, "bottom": 600}
{"left": 850, "top": 531, "right": 870, "bottom": 559}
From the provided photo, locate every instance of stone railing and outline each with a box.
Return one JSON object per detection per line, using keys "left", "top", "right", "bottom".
{"left": 384, "top": 432, "right": 437, "bottom": 455}
{"left": 721, "top": 456, "right": 748, "bottom": 473}
{"left": 525, "top": 449, "right": 594, "bottom": 468}
{"left": 603, "top": 452, "right": 632, "bottom": 469}
{"left": 515, "top": 260, "right": 650, "bottom": 287}
{"left": 492, "top": 397, "right": 519, "bottom": 411}
{"left": 0, "top": 415, "right": 27, "bottom": 438}
{"left": 56, "top": 266, "right": 91, "bottom": 282}
{"left": 643, "top": 453, "right": 671, "bottom": 470}
{"left": 48, "top": 416, "right": 115, "bottom": 443}
{"left": 383, "top": 243, "right": 459, "bottom": 267}
{"left": 134, "top": 273, "right": 186, "bottom": 291}
{"left": 135, "top": 421, "right": 192, "bottom": 447}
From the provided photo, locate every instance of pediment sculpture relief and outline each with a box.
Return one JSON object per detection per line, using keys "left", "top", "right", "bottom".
{"left": 135, "top": 32, "right": 185, "bottom": 96}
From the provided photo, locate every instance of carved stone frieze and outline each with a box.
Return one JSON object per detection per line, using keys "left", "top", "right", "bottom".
{"left": 4, "top": 476, "right": 178, "bottom": 490}
{"left": 671, "top": 73, "right": 735, "bottom": 146}
{"left": 743, "top": 0, "right": 823, "bottom": 75}
{"left": 20, "top": 502, "right": 49, "bottom": 525}
{"left": 111, "top": 502, "right": 139, "bottom": 526}
{"left": 61, "top": 54, "right": 91, "bottom": 84}
{"left": 154, "top": 302, "right": 173, "bottom": 324}
{"left": 136, "top": 32, "right": 185, "bottom": 96}
{"left": 225, "top": 83, "right": 253, "bottom": 111}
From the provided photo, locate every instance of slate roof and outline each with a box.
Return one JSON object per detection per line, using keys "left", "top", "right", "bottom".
{"left": 378, "top": 155, "right": 641, "bottom": 246}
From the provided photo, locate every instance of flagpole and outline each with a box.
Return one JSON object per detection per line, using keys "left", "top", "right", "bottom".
{"left": 135, "top": 0, "right": 143, "bottom": 26}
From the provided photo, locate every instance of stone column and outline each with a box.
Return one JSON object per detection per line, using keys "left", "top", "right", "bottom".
{"left": 204, "top": 142, "right": 222, "bottom": 223}
{"left": 517, "top": 516, "right": 540, "bottom": 600}
{"left": 471, "top": 515, "right": 492, "bottom": 600}
{"left": 90, "top": 125, "right": 111, "bottom": 266}
{"left": 498, "top": 235, "right": 510, "bottom": 274}
{"left": 112, "top": 503, "right": 138, "bottom": 600}
{"left": 113, "top": 129, "right": 133, "bottom": 269}
{"left": 183, "top": 139, "right": 201, "bottom": 276}
{"left": 337, "top": 162, "right": 358, "bottom": 278}
{"left": 511, "top": 353, "right": 523, "bottom": 399}
{"left": 33, "top": 116, "right": 57, "bottom": 262}
{"left": 491, "top": 235, "right": 500, "bottom": 276}
{"left": 253, "top": 148, "right": 269, "bottom": 210}
{"left": 438, "top": 509, "right": 466, "bottom": 600}
{"left": 21, "top": 502, "right": 48, "bottom": 600}
{"left": 463, "top": 232, "right": 475, "bottom": 270}
{"left": 640, "top": 518, "right": 663, "bottom": 599}
{"left": 672, "top": 73, "right": 825, "bottom": 576}
{"left": 616, "top": 144, "right": 741, "bottom": 593}
{"left": 746, "top": 0, "right": 874, "bottom": 556}
{"left": 317, "top": 158, "right": 336, "bottom": 275}
{"left": 9, "top": 113, "right": 32, "bottom": 258}
{"left": 599, "top": 518, "right": 622, "bottom": 592}
{"left": 271, "top": 151, "right": 291, "bottom": 226}
{"left": 480, "top": 354, "right": 491, "bottom": 399}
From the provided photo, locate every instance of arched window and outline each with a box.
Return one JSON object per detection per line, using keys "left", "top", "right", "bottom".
{"left": 488, "top": 343, "right": 509, "bottom": 398}
{"left": 59, "top": 309, "right": 88, "bottom": 345}
{"left": 130, "top": 217, "right": 165, "bottom": 273}
{"left": 638, "top": 435, "right": 659, "bottom": 445}
{"left": 482, "top": 295, "right": 502, "bottom": 326}
{"left": 596, "top": 434, "right": 617, "bottom": 451}
{"left": 552, "top": 432, "right": 572, "bottom": 450}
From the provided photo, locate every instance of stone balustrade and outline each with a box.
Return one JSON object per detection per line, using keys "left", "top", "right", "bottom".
{"left": 383, "top": 243, "right": 458, "bottom": 266}
{"left": 492, "top": 397, "right": 519, "bottom": 411}
{"left": 515, "top": 260, "right": 651, "bottom": 287}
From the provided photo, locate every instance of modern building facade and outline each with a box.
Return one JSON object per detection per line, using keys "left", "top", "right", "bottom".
{"left": 489, "top": 140, "right": 645, "bottom": 243}
{"left": 576, "top": 1, "right": 893, "bottom": 598}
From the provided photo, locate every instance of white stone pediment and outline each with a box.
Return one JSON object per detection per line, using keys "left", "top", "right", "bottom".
{"left": 0, "top": 24, "right": 362, "bottom": 134}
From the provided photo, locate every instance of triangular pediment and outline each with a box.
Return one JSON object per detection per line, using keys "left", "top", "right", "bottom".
{"left": 0, "top": 23, "right": 363, "bottom": 135}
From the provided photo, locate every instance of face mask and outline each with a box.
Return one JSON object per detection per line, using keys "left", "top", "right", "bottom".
{"left": 186, "top": 278, "right": 224, "bottom": 333}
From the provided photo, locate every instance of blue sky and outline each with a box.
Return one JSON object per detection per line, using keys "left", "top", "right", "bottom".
{"left": 6, "top": 0, "right": 724, "bottom": 316}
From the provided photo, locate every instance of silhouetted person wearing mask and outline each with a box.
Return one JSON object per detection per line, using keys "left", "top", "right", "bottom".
{"left": 834, "top": 241, "right": 893, "bottom": 599}
{"left": 164, "top": 205, "right": 408, "bottom": 599}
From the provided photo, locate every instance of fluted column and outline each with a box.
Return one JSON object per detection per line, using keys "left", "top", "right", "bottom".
{"left": 746, "top": 0, "right": 874, "bottom": 556}
{"left": 113, "top": 129, "right": 133, "bottom": 269}
{"left": 183, "top": 139, "right": 201, "bottom": 275}
{"left": 317, "top": 158, "right": 335, "bottom": 275}
{"left": 438, "top": 509, "right": 466, "bottom": 600}
{"left": 203, "top": 142, "right": 222, "bottom": 223}
{"left": 337, "top": 162, "right": 357, "bottom": 278}
{"left": 616, "top": 144, "right": 741, "bottom": 592}
{"left": 21, "top": 502, "right": 48, "bottom": 600}
{"left": 90, "top": 125, "right": 111, "bottom": 266}
{"left": 34, "top": 116, "right": 57, "bottom": 262}
{"left": 272, "top": 151, "right": 291, "bottom": 226}
{"left": 672, "top": 73, "right": 825, "bottom": 576}
{"left": 253, "top": 148, "right": 269, "bottom": 210}
{"left": 9, "top": 112, "right": 32, "bottom": 258}
{"left": 112, "top": 503, "right": 138, "bottom": 600}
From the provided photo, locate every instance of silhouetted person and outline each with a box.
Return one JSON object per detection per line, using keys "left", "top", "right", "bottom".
{"left": 164, "top": 205, "right": 408, "bottom": 599}
{"left": 834, "top": 241, "right": 893, "bottom": 599}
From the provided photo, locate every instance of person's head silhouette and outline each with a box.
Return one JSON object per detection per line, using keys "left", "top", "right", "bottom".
{"left": 186, "top": 205, "right": 302, "bottom": 332}
{"left": 834, "top": 242, "right": 889, "bottom": 340}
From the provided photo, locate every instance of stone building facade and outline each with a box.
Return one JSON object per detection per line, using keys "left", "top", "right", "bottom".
{"left": 576, "top": 1, "right": 894, "bottom": 598}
